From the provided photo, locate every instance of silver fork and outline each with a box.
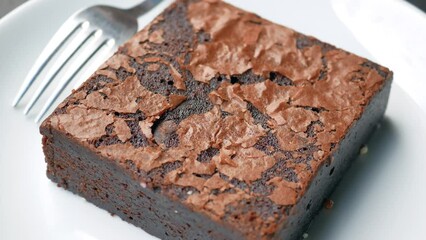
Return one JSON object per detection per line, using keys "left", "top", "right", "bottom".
{"left": 12, "top": 0, "right": 164, "bottom": 123}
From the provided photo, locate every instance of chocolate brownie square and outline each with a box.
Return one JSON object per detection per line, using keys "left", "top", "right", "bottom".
{"left": 40, "top": 0, "right": 392, "bottom": 239}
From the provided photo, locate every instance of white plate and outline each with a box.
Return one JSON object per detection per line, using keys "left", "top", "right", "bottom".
{"left": 1, "top": 0, "right": 425, "bottom": 240}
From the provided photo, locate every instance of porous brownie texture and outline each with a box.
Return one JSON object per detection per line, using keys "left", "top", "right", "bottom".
{"left": 40, "top": 0, "right": 393, "bottom": 239}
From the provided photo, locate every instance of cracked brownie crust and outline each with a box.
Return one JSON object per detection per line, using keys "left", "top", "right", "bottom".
{"left": 40, "top": 0, "right": 393, "bottom": 239}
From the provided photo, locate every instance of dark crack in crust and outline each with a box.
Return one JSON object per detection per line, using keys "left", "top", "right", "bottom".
{"left": 254, "top": 132, "right": 281, "bottom": 155}
{"left": 148, "top": 161, "right": 183, "bottom": 182}
{"left": 41, "top": 0, "right": 392, "bottom": 239}
{"left": 126, "top": 120, "right": 149, "bottom": 148}
{"left": 197, "top": 147, "right": 220, "bottom": 163}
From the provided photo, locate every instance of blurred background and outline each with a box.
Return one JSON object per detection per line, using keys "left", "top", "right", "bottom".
{"left": 0, "top": 0, "right": 26, "bottom": 18}
{"left": 408, "top": 0, "right": 426, "bottom": 11}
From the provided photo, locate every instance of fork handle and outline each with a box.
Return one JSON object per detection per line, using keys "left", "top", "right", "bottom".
{"left": 125, "top": 0, "right": 163, "bottom": 18}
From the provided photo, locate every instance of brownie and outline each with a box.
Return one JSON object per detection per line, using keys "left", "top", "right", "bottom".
{"left": 39, "top": 0, "right": 393, "bottom": 239}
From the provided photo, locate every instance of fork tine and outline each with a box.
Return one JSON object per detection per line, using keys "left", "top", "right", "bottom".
{"left": 35, "top": 39, "right": 113, "bottom": 123}
{"left": 23, "top": 29, "right": 101, "bottom": 115}
{"left": 12, "top": 21, "right": 88, "bottom": 107}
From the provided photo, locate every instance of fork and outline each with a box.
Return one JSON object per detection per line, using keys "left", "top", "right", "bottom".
{"left": 12, "top": 0, "right": 164, "bottom": 123}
